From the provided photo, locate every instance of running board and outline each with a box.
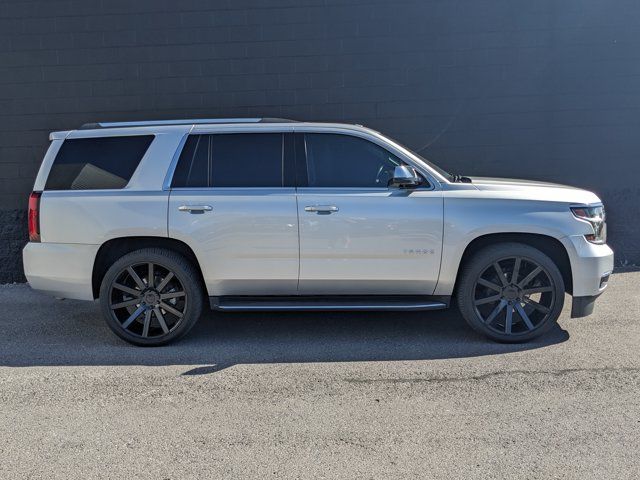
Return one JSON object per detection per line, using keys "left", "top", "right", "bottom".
{"left": 209, "top": 295, "right": 450, "bottom": 312}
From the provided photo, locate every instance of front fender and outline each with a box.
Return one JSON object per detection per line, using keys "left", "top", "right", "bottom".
{"left": 434, "top": 196, "right": 592, "bottom": 296}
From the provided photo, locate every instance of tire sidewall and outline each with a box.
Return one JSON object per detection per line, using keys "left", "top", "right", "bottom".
{"left": 457, "top": 243, "right": 565, "bottom": 343}
{"left": 99, "top": 248, "right": 203, "bottom": 347}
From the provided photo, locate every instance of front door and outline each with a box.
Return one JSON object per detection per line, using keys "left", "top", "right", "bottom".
{"left": 168, "top": 132, "right": 299, "bottom": 296}
{"left": 296, "top": 133, "right": 443, "bottom": 295}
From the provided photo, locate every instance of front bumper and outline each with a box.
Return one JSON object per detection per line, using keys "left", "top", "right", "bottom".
{"left": 23, "top": 242, "right": 99, "bottom": 301}
{"left": 561, "top": 235, "right": 614, "bottom": 318}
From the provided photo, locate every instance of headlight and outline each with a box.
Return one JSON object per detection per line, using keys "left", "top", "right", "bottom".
{"left": 571, "top": 205, "right": 606, "bottom": 244}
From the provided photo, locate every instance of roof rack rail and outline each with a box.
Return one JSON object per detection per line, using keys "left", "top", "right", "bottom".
{"left": 258, "top": 117, "right": 299, "bottom": 123}
{"left": 79, "top": 118, "right": 298, "bottom": 130}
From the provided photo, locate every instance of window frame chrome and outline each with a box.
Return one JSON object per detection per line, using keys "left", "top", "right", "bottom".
{"left": 162, "top": 124, "right": 443, "bottom": 192}
{"left": 163, "top": 127, "right": 293, "bottom": 191}
{"left": 293, "top": 126, "right": 441, "bottom": 192}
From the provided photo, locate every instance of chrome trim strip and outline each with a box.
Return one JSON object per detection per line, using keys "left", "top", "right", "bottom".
{"left": 295, "top": 185, "right": 434, "bottom": 192}
{"left": 167, "top": 187, "right": 297, "bottom": 193}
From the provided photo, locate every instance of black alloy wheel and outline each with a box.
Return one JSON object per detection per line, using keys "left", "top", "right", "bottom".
{"left": 473, "top": 256, "right": 555, "bottom": 336}
{"left": 108, "top": 261, "right": 187, "bottom": 339}
{"left": 99, "top": 248, "right": 203, "bottom": 346}
{"left": 457, "top": 243, "right": 565, "bottom": 342}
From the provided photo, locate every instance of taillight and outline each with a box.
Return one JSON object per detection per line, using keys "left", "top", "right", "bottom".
{"left": 28, "top": 191, "right": 41, "bottom": 242}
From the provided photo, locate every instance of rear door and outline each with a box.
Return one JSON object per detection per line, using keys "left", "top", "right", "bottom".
{"left": 168, "top": 130, "right": 299, "bottom": 296}
{"left": 295, "top": 132, "right": 444, "bottom": 295}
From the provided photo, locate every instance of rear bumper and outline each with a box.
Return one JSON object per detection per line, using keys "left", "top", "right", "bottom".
{"left": 22, "top": 242, "right": 99, "bottom": 301}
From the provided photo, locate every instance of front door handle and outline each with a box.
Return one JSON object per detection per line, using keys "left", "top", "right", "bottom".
{"left": 304, "top": 205, "right": 339, "bottom": 213}
{"left": 178, "top": 205, "right": 213, "bottom": 213}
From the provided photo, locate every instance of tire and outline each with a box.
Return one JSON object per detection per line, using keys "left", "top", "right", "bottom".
{"left": 99, "top": 248, "right": 204, "bottom": 346}
{"left": 456, "top": 242, "right": 565, "bottom": 343}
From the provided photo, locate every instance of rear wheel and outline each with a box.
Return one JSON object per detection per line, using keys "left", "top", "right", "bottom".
{"left": 99, "top": 248, "right": 204, "bottom": 346}
{"left": 456, "top": 243, "right": 565, "bottom": 342}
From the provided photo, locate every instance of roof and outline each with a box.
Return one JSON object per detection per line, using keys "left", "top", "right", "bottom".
{"left": 51, "top": 119, "right": 379, "bottom": 142}
{"left": 79, "top": 118, "right": 298, "bottom": 130}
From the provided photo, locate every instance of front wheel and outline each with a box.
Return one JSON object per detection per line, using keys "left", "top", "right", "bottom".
{"left": 99, "top": 248, "right": 204, "bottom": 346}
{"left": 456, "top": 243, "right": 565, "bottom": 343}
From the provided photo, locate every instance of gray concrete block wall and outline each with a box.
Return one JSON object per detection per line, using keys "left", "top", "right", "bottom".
{"left": 1, "top": 0, "right": 639, "bottom": 283}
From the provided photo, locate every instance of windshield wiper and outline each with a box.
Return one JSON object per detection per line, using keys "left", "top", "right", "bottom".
{"left": 450, "top": 174, "right": 472, "bottom": 183}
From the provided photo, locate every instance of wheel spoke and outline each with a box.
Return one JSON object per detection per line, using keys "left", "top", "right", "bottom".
{"left": 111, "top": 298, "right": 141, "bottom": 310}
{"left": 153, "top": 307, "right": 169, "bottom": 334}
{"left": 127, "top": 266, "right": 146, "bottom": 290}
{"left": 478, "top": 278, "right": 502, "bottom": 292}
{"left": 523, "top": 297, "right": 550, "bottom": 314}
{"left": 141, "top": 310, "right": 152, "bottom": 337}
{"left": 505, "top": 305, "right": 513, "bottom": 334}
{"left": 110, "top": 262, "right": 186, "bottom": 338}
{"left": 475, "top": 294, "right": 502, "bottom": 306}
{"left": 484, "top": 299, "right": 507, "bottom": 325}
{"left": 515, "top": 302, "right": 535, "bottom": 330}
{"left": 148, "top": 263, "right": 155, "bottom": 288}
{"left": 511, "top": 257, "right": 521, "bottom": 284}
{"left": 156, "top": 272, "right": 175, "bottom": 293}
{"left": 160, "top": 291, "right": 186, "bottom": 300}
{"left": 113, "top": 283, "right": 141, "bottom": 296}
{"left": 159, "top": 301, "right": 183, "bottom": 318}
{"left": 121, "top": 305, "right": 145, "bottom": 329}
{"left": 518, "top": 266, "right": 542, "bottom": 288}
{"left": 493, "top": 262, "right": 509, "bottom": 286}
{"left": 522, "top": 286, "right": 553, "bottom": 295}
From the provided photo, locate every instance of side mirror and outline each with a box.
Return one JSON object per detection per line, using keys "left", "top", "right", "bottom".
{"left": 389, "top": 165, "right": 421, "bottom": 189}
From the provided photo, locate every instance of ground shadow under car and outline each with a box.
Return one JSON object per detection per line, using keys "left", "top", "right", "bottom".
{"left": 0, "top": 286, "right": 570, "bottom": 374}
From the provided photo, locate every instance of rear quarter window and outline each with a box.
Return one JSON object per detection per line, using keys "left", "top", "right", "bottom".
{"left": 45, "top": 135, "right": 154, "bottom": 190}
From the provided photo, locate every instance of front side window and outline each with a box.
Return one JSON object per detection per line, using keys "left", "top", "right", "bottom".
{"left": 304, "top": 133, "right": 406, "bottom": 188}
{"left": 45, "top": 135, "right": 154, "bottom": 190}
{"left": 171, "top": 133, "right": 284, "bottom": 188}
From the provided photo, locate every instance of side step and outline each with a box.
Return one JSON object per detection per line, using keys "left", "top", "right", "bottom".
{"left": 209, "top": 295, "right": 450, "bottom": 312}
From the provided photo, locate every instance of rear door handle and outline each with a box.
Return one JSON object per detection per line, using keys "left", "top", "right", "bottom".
{"left": 304, "top": 205, "right": 339, "bottom": 213}
{"left": 178, "top": 205, "right": 213, "bottom": 213}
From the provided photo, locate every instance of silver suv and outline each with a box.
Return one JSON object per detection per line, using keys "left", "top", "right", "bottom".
{"left": 23, "top": 118, "right": 614, "bottom": 346}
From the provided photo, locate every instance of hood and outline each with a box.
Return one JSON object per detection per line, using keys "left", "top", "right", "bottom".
{"left": 465, "top": 176, "right": 602, "bottom": 205}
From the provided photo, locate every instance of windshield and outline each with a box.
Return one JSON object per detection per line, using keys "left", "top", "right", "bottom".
{"left": 378, "top": 133, "right": 452, "bottom": 181}
{"left": 408, "top": 149, "right": 452, "bottom": 181}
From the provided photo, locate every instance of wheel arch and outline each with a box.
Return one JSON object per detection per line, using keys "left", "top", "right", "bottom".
{"left": 92, "top": 236, "right": 206, "bottom": 299}
{"left": 452, "top": 233, "right": 573, "bottom": 296}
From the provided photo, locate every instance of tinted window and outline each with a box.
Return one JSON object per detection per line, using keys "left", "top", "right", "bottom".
{"left": 211, "top": 133, "right": 283, "bottom": 187}
{"left": 45, "top": 135, "right": 153, "bottom": 190}
{"left": 304, "top": 133, "right": 403, "bottom": 188}
{"left": 171, "top": 133, "right": 284, "bottom": 188}
{"left": 171, "top": 135, "right": 210, "bottom": 188}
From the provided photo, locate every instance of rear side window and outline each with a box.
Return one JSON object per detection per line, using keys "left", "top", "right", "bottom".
{"left": 169, "top": 135, "right": 210, "bottom": 188}
{"left": 45, "top": 135, "right": 153, "bottom": 190}
{"left": 171, "top": 133, "right": 284, "bottom": 188}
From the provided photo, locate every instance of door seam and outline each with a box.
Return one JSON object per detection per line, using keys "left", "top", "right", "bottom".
{"left": 294, "top": 187, "right": 301, "bottom": 293}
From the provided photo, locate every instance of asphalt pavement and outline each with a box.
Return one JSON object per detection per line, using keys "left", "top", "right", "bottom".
{"left": 0, "top": 272, "right": 638, "bottom": 479}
